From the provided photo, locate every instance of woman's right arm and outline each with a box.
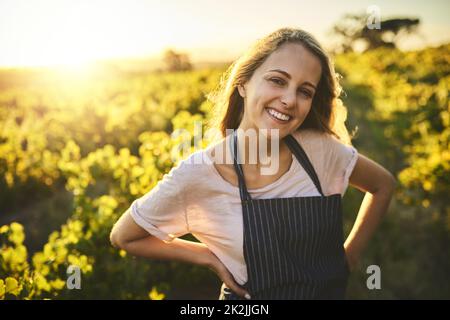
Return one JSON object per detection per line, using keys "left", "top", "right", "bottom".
{"left": 110, "top": 209, "right": 251, "bottom": 298}
{"left": 110, "top": 209, "right": 210, "bottom": 265}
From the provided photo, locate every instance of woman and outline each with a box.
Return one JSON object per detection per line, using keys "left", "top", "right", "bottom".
{"left": 110, "top": 28, "right": 396, "bottom": 300}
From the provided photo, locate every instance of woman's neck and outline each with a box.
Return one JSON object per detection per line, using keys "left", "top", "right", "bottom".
{"left": 234, "top": 126, "right": 288, "bottom": 172}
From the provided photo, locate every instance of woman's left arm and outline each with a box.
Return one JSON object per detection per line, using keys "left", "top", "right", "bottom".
{"left": 345, "top": 153, "right": 397, "bottom": 271}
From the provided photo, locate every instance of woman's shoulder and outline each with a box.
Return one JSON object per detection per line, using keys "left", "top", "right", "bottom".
{"left": 290, "top": 128, "right": 330, "bottom": 152}
{"left": 290, "top": 129, "right": 358, "bottom": 195}
{"left": 290, "top": 128, "right": 358, "bottom": 174}
{"left": 172, "top": 144, "right": 224, "bottom": 186}
{"left": 168, "top": 144, "right": 235, "bottom": 201}
{"left": 290, "top": 128, "right": 355, "bottom": 153}
{"left": 175, "top": 148, "right": 215, "bottom": 175}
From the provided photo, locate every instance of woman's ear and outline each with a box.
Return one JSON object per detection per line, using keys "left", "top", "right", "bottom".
{"left": 237, "top": 84, "right": 246, "bottom": 98}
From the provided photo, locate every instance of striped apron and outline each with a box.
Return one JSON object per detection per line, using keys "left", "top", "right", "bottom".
{"left": 219, "top": 130, "right": 350, "bottom": 300}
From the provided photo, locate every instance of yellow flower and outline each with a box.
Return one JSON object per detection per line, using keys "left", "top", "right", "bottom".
{"left": 8, "top": 223, "right": 25, "bottom": 245}
{"left": 49, "top": 279, "right": 66, "bottom": 290}
{"left": 10, "top": 222, "right": 24, "bottom": 234}
{"left": 5, "top": 277, "right": 22, "bottom": 296}
{"left": 148, "top": 286, "right": 165, "bottom": 300}
{"left": 34, "top": 273, "right": 51, "bottom": 292}
{"left": 0, "top": 279, "right": 5, "bottom": 299}
{"left": 0, "top": 225, "right": 9, "bottom": 234}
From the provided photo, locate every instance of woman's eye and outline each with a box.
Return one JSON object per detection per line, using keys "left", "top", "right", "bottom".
{"left": 269, "top": 78, "right": 285, "bottom": 85}
{"left": 299, "top": 89, "right": 312, "bottom": 98}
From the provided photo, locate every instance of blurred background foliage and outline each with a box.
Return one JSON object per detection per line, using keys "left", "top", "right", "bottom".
{"left": 0, "top": 14, "right": 449, "bottom": 299}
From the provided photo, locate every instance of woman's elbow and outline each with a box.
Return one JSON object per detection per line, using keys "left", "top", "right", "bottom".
{"left": 368, "top": 172, "right": 397, "bottom": 195}
{"left": 385, "top": 172, "right": 397, "bottom": 193}
{"left": 110, "top": 209, "right": 150, "bottom": 249}
{"left": 109, "top": 228, "right": 120, "bottom": 249}
{"left": 110, "top": 225, "right": 128, "bottom": 250}
{"left": 374, "top": 173, "right": 396, "bottom": 196}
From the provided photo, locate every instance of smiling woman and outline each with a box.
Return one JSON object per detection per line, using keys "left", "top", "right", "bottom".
{"left": 236, "top": 43, "right": 323, "bottom": 139}
{"left": 209, "top": 28, "right": 351, "bottom": 145}
{"left": 110, "top": 27, "right": 396, "bottom": 301}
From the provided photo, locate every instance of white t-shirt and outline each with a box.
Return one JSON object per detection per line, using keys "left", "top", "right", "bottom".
{"left": 129, "top": 129, "right": 359, "bottom": 285}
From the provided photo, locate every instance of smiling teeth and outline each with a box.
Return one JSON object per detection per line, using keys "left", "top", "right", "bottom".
{"left": 267, "top": 108, "right": 291, "bottom": 121}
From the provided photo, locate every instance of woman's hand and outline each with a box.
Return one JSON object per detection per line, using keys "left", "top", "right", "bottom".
{"left": 199, "top": 248, "right": 251, "bottom": 299}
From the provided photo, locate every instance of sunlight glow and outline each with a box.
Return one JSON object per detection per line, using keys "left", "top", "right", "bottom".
{"left": 1, "top": 0, "right": 449, "bottom": 68}
{"left": 0, "top": 0, "right": 181, "bottom": 67}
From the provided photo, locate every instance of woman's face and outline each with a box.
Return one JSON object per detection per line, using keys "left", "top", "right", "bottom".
{"left": 238, "top": 42, "right": 322, "bottom": 139}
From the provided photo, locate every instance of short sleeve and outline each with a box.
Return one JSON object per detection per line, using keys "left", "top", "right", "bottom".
{"left": 323, "top": 135, "right": 359, "bottom": 196}
{"left": 129, "top": 161, "right": 189, "bottom": 243}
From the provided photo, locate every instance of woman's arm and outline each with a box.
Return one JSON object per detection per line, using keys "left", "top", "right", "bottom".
{"left": 110, "top": 210, "right": 251, "bottom": 298}
{"left": 345, "top": 154, "right": 397, "bottom": 270}
{"left": 110, "top": 209, "right": 210, "bottom": 264}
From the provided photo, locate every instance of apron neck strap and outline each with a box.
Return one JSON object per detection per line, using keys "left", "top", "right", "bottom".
{"left": 231, "top": 130, "right": 325, "bottom": 203}
{"left": 231, "top": 130, "right": 252, "bottom": 202}
{"left": 283, "top": 133, "right": 325, "bottom": 196}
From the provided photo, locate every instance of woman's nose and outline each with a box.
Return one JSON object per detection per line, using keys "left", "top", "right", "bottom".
{"left": 280, "top": 89, "right": 297, "bottom": 108}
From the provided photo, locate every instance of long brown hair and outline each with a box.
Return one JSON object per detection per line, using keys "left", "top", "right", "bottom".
{"left": 207, "top": 27, "right": 354, "bottom": 144}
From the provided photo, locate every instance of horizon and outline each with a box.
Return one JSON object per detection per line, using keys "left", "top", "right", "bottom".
{"left": 1, "top": 0, "right": 449, "bottom": 68}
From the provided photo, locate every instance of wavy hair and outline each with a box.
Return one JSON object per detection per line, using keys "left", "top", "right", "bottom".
{"left": 207, "top": 27, "right": 354, "bottom": 144}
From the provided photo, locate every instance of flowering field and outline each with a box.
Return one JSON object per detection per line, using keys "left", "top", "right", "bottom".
{"left": 0, "top": 44, "right": 449, "bottom": 299}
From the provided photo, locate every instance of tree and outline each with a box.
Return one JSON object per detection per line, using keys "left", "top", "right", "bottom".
{"left": 331, "top": 14, "right": 420, "bottom": 53}
{"left": 163, "top": 49, "right": 192, "bottom": 72}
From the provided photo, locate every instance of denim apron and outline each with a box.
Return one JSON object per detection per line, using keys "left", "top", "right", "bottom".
{"left": 219, "top": 130, "right": 350, "bottom": 300}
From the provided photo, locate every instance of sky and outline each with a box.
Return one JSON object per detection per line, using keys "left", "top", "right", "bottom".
{"left": 0, "top": 0, "right": 449, "bottom": 67}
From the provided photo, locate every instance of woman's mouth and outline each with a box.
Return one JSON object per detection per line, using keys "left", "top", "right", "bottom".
{"left": 265, "top": 107, "right": 292, "bottom": 123}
